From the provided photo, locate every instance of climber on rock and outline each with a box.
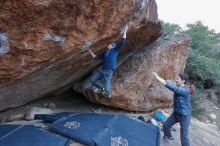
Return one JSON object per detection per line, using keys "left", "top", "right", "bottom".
{"left": 152, "top": 72, "right": 191, "bottom": 146}
{"left": 88, "top": 26, "right": 128, "bottom": 98}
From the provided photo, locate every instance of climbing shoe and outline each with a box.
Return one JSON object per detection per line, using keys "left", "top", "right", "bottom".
{"left": 163, "top": 135, "right": 174, "bottom": 140}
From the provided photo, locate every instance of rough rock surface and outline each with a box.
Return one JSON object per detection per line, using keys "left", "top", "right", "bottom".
{"left": 74, "top": 35, "right": 190, "bottom": 111}
{"left": 0, "top": 0, "right": 162, "bottom": 111}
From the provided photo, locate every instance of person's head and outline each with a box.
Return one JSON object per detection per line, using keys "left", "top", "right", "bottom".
{"left": 156, "top": 108, "right": 161, "bottom": 112}
{"left": 188, "top": 84, "right": 196, "bottom": 95}
{"left": 107, "top": 41, "right": 116, "bottom": 49}
{"left": 176, "top": 73, "right": 189, "bottom": 86}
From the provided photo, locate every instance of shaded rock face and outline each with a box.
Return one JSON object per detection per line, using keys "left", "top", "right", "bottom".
{"left": 74, "top": 35, "right": 190, "bottom": 111}
{"left": 0, "top": 0, "right": 162, "bottom": 111}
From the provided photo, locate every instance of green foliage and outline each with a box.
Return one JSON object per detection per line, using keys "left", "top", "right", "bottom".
{"left": 190, "top": 89, "right": 206, "bottom": 117}
{"left": 185, "top": 21, "right": 217, "bottom": 55}
{"left": 161, "top": 21, "right": 220, "bottom": 88}
{"left": 186, "top": 49, "right": 220, "bottom": 88}
{"left": 160, "top": 20, "right": 182, "bottom": 36}
{"left": 184, "top": 21, "right": 220, "bottom": 87}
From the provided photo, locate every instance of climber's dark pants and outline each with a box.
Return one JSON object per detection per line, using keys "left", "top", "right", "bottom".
{"left": 90, "top": 68, "right": 113, "bottom": 94}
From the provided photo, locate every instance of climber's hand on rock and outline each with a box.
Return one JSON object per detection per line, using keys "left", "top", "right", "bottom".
{"left": 122, "top": 25, "right": 128, "bottom": 38}
{"left": 124, "top": 25, "right": 128, "bottom": 32}
{"left": 88, "top": 48, "right": 96, "bottom": 58}
{"left": 152, "top": 72, "right": 158, "bottom": 78}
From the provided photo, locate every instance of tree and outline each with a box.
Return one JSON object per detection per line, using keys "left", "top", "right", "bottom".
{"left": 184, "top": 21, "right": 220, "bottom": 88}
{"left": 161, "top": 21, "right": 220, "bottom": 88}
{"left": 160, "top": 20, "right": 182, "bottom": 36}
{"left": 185, "top": 21, "right": 217, "bottom": 55}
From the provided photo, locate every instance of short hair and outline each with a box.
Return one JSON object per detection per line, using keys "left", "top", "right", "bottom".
{"left": 178, "top": 73, "right": 189, "bottom": 82}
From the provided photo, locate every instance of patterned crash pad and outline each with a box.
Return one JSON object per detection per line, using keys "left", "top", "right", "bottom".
{"left": 50, "top": 113, "right": 160, "bottom": 146}
{"left": 94, "top": 115, "right": 160, "bottom": 146}
{"left": 50, "top": 113, "right": 114, "bottom": 146}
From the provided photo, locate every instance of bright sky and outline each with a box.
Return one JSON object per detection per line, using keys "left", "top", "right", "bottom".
{"left": 156, "top": 0, "right": 220, "bottom": 33}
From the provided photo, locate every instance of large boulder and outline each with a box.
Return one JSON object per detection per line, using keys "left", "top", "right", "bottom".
{"left": 0, "top": 0, "right": 161, "bottom": 111}
{"left": 74, "top": 35, "right": 190, "bottom": 111}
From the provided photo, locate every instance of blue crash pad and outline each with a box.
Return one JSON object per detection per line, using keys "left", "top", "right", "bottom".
{"left": 0, "top": 125, "right": 20, "bottom": 138}
{"left": 50, "top": 113, "right": 114, "bottom": 146}
{"left": 50, "top": 113, "right": 160, "bottom": 146}
{"left": 94, "top": 115, "right": 160, "bottom": 146}
{"left": 0, "top": 125, "right": 69, "bottom": 146}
